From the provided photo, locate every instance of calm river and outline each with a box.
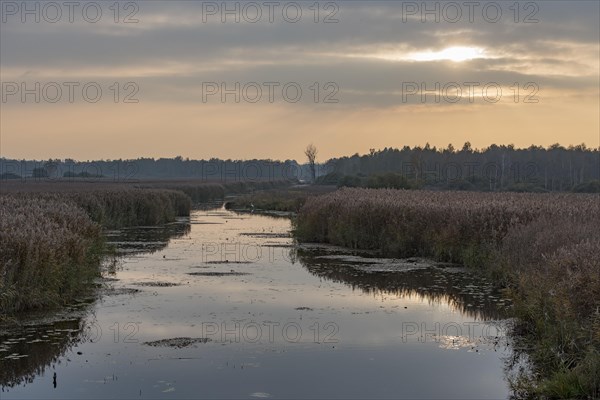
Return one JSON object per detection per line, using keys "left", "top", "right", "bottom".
{"left": 1, "top": 206, "right": 514, "bottom": 399}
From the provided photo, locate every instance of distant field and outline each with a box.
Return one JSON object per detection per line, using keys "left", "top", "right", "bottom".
{"left": 0, "top": 178, "right": 285, "bottom": 193}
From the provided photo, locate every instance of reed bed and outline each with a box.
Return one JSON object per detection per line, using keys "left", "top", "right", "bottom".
{"left": 0, "top": 195, "right": 103, "bottom": 313}
{"left": 0, "top": 180, "right": 291, "bottom": 315}
{"left": 294, "top": 188, "right": 600, "bottom": 397}
{"left": 138, "top": 180, "right": 292, "bottom": 203}
{"left": 226, "top": 186, "right": 336, "bottom": 213}
{"left": 0, "top": 188, "right": 192, "bottom": 315}
{"left": 295, "top": 189, "right": 598, "bottom": 263}
{"left": 65, "top": 189, "right": 191, "bottom": 228}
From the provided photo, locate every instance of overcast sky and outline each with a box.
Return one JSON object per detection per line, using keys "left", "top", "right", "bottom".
{"left": 1, "top": 1, "right": 598, "bottom": 161}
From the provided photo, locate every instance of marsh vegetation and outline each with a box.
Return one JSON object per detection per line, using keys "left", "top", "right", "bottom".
{"left": 0, "top": 180, "right": 291, "bottom": 315}
{"left": 2, "top": 179, "right": 598, "bottom": 398}
{"left": 294, "top": 188, "right": 600, "bottom": 397}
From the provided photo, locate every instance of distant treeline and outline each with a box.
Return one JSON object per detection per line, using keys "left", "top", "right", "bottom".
{"left": 3, "top": 143, "right": 599, "bottom": 192}
{"left": 0, "top": 157, "right": 312, "bottom": 182}
{"left": 319, "top": 143, "right": 600, "bottom": 192}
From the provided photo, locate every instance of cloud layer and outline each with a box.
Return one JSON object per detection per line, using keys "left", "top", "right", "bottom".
{"left": 1, "top": 1, "right": 598, "bottom": 160}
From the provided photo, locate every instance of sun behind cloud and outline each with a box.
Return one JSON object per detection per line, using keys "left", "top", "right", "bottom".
{"left": 362, "top": 46, "right": 490, "bottom": 63}
{"left": 409, "top": 46, "right": 487, "bottom": 62}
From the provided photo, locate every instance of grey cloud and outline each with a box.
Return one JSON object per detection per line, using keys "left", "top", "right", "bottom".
{"left": 1, "top": 1, "right": 597, "bottom": 109}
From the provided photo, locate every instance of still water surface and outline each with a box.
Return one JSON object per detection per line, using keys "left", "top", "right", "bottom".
{"left": 1, "top": 206, "right": 513, "bottom": 399}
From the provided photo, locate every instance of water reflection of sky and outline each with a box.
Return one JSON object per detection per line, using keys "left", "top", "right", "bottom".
{"left": 2, "top": 209, "right": 512, "bottom": 399}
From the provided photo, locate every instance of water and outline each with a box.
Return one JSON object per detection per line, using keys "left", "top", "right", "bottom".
{"left": 1, "top": 207, "right": 514, "bottom": 399}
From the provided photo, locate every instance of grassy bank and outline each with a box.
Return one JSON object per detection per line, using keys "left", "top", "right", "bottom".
{"left": 225, "top": 185, "right": 337, "bottom": 213}
{"left": 65, "top": 189, "right": 191, "bottom": 228}
{"left": 0, "top": 189, "right": 192, "bottom": 315}
{"left": 0, "top": 179, "right": 293, "bottom": 205}
{"left": 0, "top": 180, "right": 293, "bottom": 315}
{"left": 0, "top": 196, "right": 103, "bottom": 313}
{"left": 139, "top": 180, "right": 294, "bottom": 203}
{"left": 294, "top": 188, "right": 600, "bottom": 398}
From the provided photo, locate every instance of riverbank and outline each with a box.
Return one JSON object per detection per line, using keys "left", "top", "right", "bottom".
{"left": 293, "top": 188, "right": 600, "bottom": 398}
{"left": 0, "top": 189, "right": 191, "bottom": 315}
{"left": 224, "top": 185, "right": 337, "bottom": 213}
{"left": 1, "top": 207, "right": 514, "bottom": 398}
{"left": 0, "top": 180, "right": 292, "bottom": 316}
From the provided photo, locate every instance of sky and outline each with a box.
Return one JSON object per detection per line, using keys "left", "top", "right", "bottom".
{"left": 1, "top": 1, "right": 599, "bottom": 161}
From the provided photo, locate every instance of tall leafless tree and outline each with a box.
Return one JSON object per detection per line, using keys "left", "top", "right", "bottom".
{"left": 305, "top": 144, "right": 318, "bottom": 183}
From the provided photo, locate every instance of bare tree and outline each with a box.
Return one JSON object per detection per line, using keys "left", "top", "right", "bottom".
{"left": 305, "top": 143, "right": 318, "bottom": 183}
